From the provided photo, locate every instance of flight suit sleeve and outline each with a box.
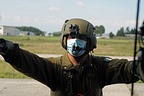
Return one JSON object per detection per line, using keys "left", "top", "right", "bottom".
{"left": 136, "top": 60, "right": 144, "bottom": 82}
{"left": 105, "top": 58, "right": 139, "bottom": 85}
{"left": 2, "top": 43, "right": 62, "bottom": 91}
{"left": 132, "top": 48, "right": 144, "bottom": 82}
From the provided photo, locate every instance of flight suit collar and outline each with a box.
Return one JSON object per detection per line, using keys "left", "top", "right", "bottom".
{"left": 61, "top": 52, "right": 93, "bottom": 69}
{"left": 61, "top": 52, "right": 73, "bottom": 68}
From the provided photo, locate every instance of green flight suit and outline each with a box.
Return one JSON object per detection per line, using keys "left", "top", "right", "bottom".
{"left": 1, "top": 43, "right": 141, "bottom": 96}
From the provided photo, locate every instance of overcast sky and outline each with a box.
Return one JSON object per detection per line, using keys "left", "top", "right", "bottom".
{"left": 0, "top": 0, "right": 144, "bottom": 34}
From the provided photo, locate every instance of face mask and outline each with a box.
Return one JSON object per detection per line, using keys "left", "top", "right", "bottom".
{"left": 67, "top": 38, "right": 86, "bottom": 57}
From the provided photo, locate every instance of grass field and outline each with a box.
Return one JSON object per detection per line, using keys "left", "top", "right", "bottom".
{"left": 1, "top": 36, "right": 135, "bottom": 56}
{"left": 0, "top": 36, "right": 137, "bottom": 78}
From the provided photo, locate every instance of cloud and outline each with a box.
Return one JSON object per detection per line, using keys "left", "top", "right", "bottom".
{"left": 76, "top": 1, "right": 85, "bottom": 6}
{"left": 48, "top": 6, "right": 61, "bottom": 12}
{"left": 0, "top": 14, "right": 1, "bottom": 21}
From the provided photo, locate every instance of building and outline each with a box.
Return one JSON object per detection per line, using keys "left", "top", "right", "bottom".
{"left": 20, "top": 31, "right": 35, "bottom": 36}
{"left": 100, "top": 33, "right": 110, "bottom": 39}
{"left": 47, "top": 33, "right": 53, "bottom": 36}
{"left": 0, "top": 25, "right": 35, "bottom": 36}
{"left": 0, "top": 25, "right": 20, "bottom": 36}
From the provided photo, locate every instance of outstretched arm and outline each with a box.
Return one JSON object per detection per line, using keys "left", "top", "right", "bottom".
{"left": 0, "top": 38, "right": 62, "bottom": 91}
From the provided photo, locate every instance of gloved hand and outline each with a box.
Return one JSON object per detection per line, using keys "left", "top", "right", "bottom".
{"left": 0, "top": 38, "right": 6, "bottom": 54}
{"left": 0, "top": 38, "right": 14, "bottom": 55}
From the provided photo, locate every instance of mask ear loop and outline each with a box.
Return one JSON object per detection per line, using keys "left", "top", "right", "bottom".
{"left": 89, "top": 50, "right": 94, "bottom": 57}
{"left": 91, "top": 50, "right": 94, "bottom": 53}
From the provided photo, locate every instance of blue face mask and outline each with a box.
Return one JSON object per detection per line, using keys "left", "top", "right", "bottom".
{"left": 67, "top": 38, "right": 87, "bottom": 57}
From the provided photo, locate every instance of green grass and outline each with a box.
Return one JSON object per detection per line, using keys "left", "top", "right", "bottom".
{"left": 0, "top": 60, "right": 28, "bottom": 78}
{"left": 1, "top": 36, "right": 64, "bottom": 54}
{"left": 0, "top": 36, "right": 137, "bottom": 78}
{"left": 0, "top": 36, "right": 136, "bottom": 56}
{"left": 95, "top": 39, "right": 135, "bottom": 56}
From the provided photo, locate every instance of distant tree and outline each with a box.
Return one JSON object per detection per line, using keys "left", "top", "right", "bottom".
{"left": 99, "top": 25, "right": 105, "bottom": 35}
{"left": 116, "top": 27, "right": 125, "bottom": 36}
{"left": 109, "top": 32, "right": 115, "bottom": 38}
{"left": 124, "top": 27, "right": 136, "bottom": 34}
{"left": 130, "top": 28, "right": 136, "bottom": 34}
{"left": 94, "top": 25, "right": 105, "bottom": 36}
{"left": 53, "top": 31, "right": 62, "bottom": 36}
{"left": 125, "top": 27, "right": 130, "bottom": 34}
{"left": 17, "top": 26, "right": 45, "bottom": 36}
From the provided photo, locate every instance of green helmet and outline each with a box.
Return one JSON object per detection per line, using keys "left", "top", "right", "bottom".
{"left": 61, "top": 18, "right": 97, "bottom": 52}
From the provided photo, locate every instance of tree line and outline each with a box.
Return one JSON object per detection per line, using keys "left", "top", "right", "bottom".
{"left": 17, "top": 25, "right": 136, "bottom": 38}
{"left": 16, "top": 26, "right": 45, "bottom": 36}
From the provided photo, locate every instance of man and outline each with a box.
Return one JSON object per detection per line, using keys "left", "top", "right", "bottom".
{"left": 0, "top": 18, "right": 143, "bottom": 96}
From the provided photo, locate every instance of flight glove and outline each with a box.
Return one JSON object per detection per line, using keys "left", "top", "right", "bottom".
{"left": 0, "top": 38, "right": 14, "bottom": 55}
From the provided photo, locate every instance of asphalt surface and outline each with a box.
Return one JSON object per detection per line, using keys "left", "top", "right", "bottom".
{"left": 0, "top": 54, "right": 134, "bottom": 61}
{"left": 0, "top": 54, "right": 143, "bottom": 96}
{"left": 0, "top": 79, "right": 144, "bottom": 96}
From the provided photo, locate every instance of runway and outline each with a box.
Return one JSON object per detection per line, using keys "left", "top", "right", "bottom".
{"left": 0, "top": 78, "right": 144, "bottom": 96}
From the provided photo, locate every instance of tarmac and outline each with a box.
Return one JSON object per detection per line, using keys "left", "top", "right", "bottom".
{"left": 0, "top": 78, "right": 144, "bottom": 96}
{"left": 0, "top": 55, "right": 144, "bottom": 96}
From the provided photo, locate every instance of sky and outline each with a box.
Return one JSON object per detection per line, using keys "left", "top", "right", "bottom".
{"left": 0, "top": 0, "right": 144, "bottom": 34}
